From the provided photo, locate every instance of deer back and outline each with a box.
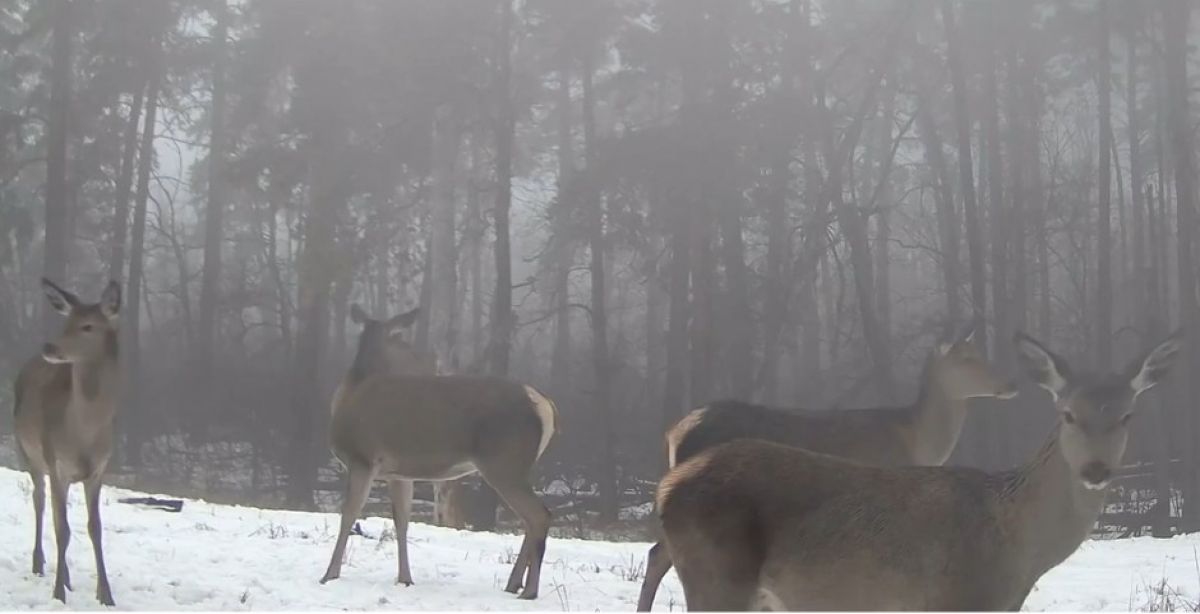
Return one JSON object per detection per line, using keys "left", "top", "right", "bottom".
{"left": 668, "top": 401, "right": 914, "bottom": 469}
{"left": 330, "top": 375, "right": 549, "bottom": 479}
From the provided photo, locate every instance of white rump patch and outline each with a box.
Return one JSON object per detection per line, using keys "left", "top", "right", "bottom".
{"left": 524, "top": 385, "right": 558, "bottom": 459}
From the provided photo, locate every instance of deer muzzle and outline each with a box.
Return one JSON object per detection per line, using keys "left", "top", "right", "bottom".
{"left": 1080, "top": 461, "right": 1112, "bottom": 490}
{"left": 41, "top": 342, "right": 68, "bottom": 364}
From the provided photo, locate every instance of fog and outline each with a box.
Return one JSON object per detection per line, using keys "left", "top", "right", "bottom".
{"left": 1, "top": 0, "right": 1198, "bottom": 538}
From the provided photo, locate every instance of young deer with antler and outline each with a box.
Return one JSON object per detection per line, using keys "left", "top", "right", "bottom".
{"left": 655, "top": 330, "right": 1181, "bottom": 611}
{"left": 320, "top": 305, "right": 559, "bottom": 599}
{"left": 637, "top": 325, "right": 1016, "bottom": 610}
{"left": 14, "top": 279, "right": 122, "bottom": 606}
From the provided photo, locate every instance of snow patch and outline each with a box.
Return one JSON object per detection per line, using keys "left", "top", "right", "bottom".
{"left": 0, "top": 466, "right": 1198, "bottom": 610}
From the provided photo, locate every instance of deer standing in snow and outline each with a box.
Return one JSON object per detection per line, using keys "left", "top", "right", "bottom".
{"left": 637, "top": 325, "right": 1017, "bottom": 610}
{"left": 14, "top": 279, "right": 122, "bottom": 606}
{"left": 655, "top": 330, "right": 1180, "bottom": 610}
{"left": 320, "top": 304, "right": 559, "bottom": 599}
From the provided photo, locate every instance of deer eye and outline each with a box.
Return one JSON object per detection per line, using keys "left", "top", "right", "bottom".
{"left": 80, "top": 323, "right": 94, "bottom": 333}
{"left": 1062, "top": 412, "right": 1077, "bottom": 425}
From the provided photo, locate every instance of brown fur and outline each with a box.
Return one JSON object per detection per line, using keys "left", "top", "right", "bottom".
{"left": 320, "top": 306, "right": 557, "bottom": 600}
{"left": 655, "top": 331, "right": 1181, "bottom": 611}
{"left": 14, "top": 279, "right": 122, "bottom": 606}
{"left": 638, "top": 326, "right": 1015, "bottom": 610}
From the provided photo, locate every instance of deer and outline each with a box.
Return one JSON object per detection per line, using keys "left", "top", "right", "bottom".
{"left": 13, "top": 278, "right": 122, "bottom": 606}
{"left": 636, "top": 324, "right": 1017, "bottom": 610}
{"left": 654, "top": 329, "right": 1182, "bottom": 611}
{"left": 335, "top": 305, "right": 468, "bottom": 529}
{"left": 320, "top": 304, "right": 559, "bottom": 599}
{"left": 333, "top": 305, "right": 465, "bottom": 527}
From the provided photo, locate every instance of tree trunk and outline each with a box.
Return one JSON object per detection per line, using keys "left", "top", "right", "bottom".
{"left": 716, "top": 153, "right": 753, "bottom": 400}
{"left": 268, "top": 170, "right": 293, "bottom": 361}
{"left": 661, "top": 217, "right": 691, "bottom": 451}
{"left": 550, "top": 56, "right": 574, "bottom": 395}
{"left": 871, "top": 77, "right": 897, "bottom": 352}
{"left": 107, "top": 82, "right": 145, "bottom": 282}
{"left": 489, "top": 0, "right": 515, "bottom": 379}
{"left": 466, "top": 156, "right": 486, "bottom": 366}
{"left": 1096, "top": 0, "right": 1114, "bottom": 368}
{"left": 197, "top": 0, "right": 229, "bottom": 383}
{"left": 581, "top": 48, "right": 617, "bottom": 524}
{"left": 826, "top": 78, "right": 894, "bottom": 401}
{"left": 125, "top": 38, "right": 163, "bottom": 472}
{"left": 689, "top": 203, "right": 716, "bottom": 403}
{"left": 1164, "top": 0, "right": 1199, "bottom": 529}
{"left": 415, "top": 225, "right": 434, "bottom": 352}
{"left": 42, "top": 0, "right": 72, "bottom": 335}
{"left": 1126, "top": 18, "right": 1147, "bottom": 313}
{"left": 985, "top": 45, "right": 1008, "bottom": 373}
{"left": 1007, "top": 41, "right": 1030, "bottom": 341}
{"left": 916, "top": 96, "right": 962, "bottom": 331}
{"left": 799, "top": 134, "right": 826, "bottom": 405}
{"left": 431, "top": 104, "right": 461, "bottom": 366}
{"left": 759, "top": 129, "right": 791, "bottom": 404}
{"left": 942, "top": 0, "right": 988, "bottom": 352}
{"left": 644, "top": 232, "right": 667, "bottom": 414}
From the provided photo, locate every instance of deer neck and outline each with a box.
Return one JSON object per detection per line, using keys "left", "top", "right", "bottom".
{"left": 69, "top": 333, "right": 120, "bottom": 417}
{"left": 902, "top": 355, "right": 968, "bottom": 465}
{"left": 348, "top": 345, "right": 377, "bottom": 386}
{"left": 339, "top": 337, "right": 396, "bottom": 414}
{"left": 998, "top": 428, "right": 1108, "bottom": 581}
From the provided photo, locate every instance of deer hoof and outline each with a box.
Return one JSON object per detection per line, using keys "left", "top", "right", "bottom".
{"left": 53, "top": 586, "right": 67, "bottom": 604}
{"left": 397, "top": 578, "right": 413, "bottom": 587}
{"left": 517, "top": 588, "right": 539, "bottom": 600}
{"left": 319, "top": 574, "right": 338, "bottom": 585}
{"left": 97, "top": 588, "right": 115, "bottom": 607}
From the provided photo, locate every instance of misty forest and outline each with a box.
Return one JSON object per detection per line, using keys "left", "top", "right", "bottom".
{"left": 4, "top": 0, "right": 1200, "bottom": 589}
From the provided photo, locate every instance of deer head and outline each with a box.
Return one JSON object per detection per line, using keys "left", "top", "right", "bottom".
{"left": 40, "top": 278, "right": 121, "bottom": 364}
{"left": 933, "top": 324, "right": 1019, "bottom": 401}
{"left": 1014, "top": 330, "right": 1183, "bottom": 490}
{"left": 348, "top": 305, "right": 426, "bottom": 377}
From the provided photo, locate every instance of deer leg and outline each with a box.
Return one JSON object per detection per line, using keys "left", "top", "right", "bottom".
{"left": 478, "top": 466, "right": 550, "bottom": 600}
{"left": 48, "top": 471, "right": 71, "bottom": 602}
{"left": 30, "top": 471, "right": 46, "bottom": 576}
{"left": 320, "top": 463, "right": 376, "bottom": 584}
{"left": 636, "top": 540, "right": 673, "bottom": 611}
{"left": 388, "top": 479, "right": 414, "bottom": 586}
{"left": 84, "top": 476, "right": 115, "bottom": 606}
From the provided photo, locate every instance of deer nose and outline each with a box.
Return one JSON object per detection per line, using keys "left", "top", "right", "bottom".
{"left": 1080, "top": 462, "right": 1112, "bottom": 489}
{"left": 42, "top": 343, "right": 66, "bottom": 363}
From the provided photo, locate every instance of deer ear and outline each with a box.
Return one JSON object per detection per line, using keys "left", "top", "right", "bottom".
{"left": 1013, "top": 331, "right": 1072, "bottom": 400}
{"left": 100, "top": 280, "right": 121, "bottom": 319}
{"left": 41, "top": 278, "right": 77, "bottom": 316}
{"left": 1128, "top": 329, "right": 1184, "bottom": 397}
{"left": 350, "top": 304, "right": 369, "bottom": 325}
{"left": 387, "top": 307, "right": 420, "bottom": 331}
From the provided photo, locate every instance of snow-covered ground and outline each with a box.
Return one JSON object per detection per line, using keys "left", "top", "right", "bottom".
{"left": 1, "top": 466, "right": 1199, "bottom": 612}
